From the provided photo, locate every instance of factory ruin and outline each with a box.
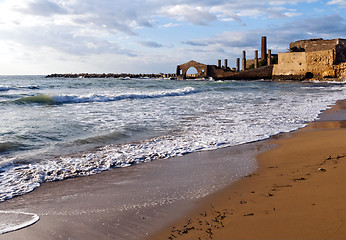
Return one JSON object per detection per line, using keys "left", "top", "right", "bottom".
{"left": 176, "top": 37, "right": 346, "bottom": 81}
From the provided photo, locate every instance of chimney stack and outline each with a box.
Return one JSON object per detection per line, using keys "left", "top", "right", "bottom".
{"left": 261, "top": 36, "right": 267, "bottom": 60}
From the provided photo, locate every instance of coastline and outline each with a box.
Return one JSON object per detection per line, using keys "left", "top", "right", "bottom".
{"left": 0, "top": 134, "right": 269, "bottom": 240}
{"left": 0, "top": 99, "right": 345, "bottom": 239}
{"left": 151, "top": 99, "right": 346, "bottom": 240}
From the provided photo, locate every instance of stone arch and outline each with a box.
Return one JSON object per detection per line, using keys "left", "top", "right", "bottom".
{"left": 186, "top": 66, "right": 198, "bottom": 75}
{"left": 176, "top": 60, "right": 208, "bottom": 79}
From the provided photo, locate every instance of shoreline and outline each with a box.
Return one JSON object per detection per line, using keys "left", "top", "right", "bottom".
{"left": 151, "top": 99, "right": 346, "bottom": 240}
{"left": 0, "top": 99, "right": 345, "bottom": 239}
{"left": 0, "top": 134, "right": 270, "bottom": 239}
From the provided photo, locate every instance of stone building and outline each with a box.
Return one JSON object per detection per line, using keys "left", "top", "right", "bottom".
{"left": 273, "top": 38, "right": 346, "bottom": 80}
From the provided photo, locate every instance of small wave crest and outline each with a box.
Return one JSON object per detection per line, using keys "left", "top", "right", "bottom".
{"left": 0, "top": 85, "right": 39, "bottom": 92}
{"left": 14, "top": 95, "right": 54, "bottom": 105}
{"left": 0, "top": 86, "right": 10, "bottom": 92}
{"left": 14, "top": 87, "right": 199, "bottom": 105}
{"left": 0, "top": 142, "right": 24, "bottom": 153}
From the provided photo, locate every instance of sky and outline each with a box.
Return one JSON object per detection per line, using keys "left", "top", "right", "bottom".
{"left": 0, "top": 0, "right": 345, "bottom": 74}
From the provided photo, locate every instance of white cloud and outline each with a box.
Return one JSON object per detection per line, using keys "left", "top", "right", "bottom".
{"left": 160, "top": 4, "right": 217, "bottom": 25}
{"left": 160, "top": 23, "right": 179, "bottom": 28}
{"left": 328, "top": 0, "right": 346, "bottom": 7}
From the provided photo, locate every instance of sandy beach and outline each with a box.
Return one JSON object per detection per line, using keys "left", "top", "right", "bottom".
{"left": 151, "top": 99, "right": 346, "bottom": 240}
{"left": 0, "top": 99, "right": 346, "bottom": 240}
{"left": 0, "top": 132, "right": 269, "bottom": 239}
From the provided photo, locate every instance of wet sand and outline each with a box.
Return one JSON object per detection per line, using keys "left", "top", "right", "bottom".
{"left": 0, "top": 135, "right": 270, "bottom": 239}
{"left": 151, "top": 99, "right": 346, "bottom": 240}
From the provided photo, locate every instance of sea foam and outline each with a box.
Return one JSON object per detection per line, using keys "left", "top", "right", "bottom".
{"left": 14, "top": 87, "right": 199, "bottom": 105}
{"left": 0, "top": 211, "right": 39, "bottom": 234}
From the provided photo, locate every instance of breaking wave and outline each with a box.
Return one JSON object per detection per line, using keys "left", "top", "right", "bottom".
{"left": 0, "top": 85, "right": 39, "bottom": 92}
{"left": 14, "top": 87, "right": 200, "bottom": 105}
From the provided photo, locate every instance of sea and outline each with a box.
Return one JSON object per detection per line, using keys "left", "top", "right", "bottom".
{"left": 0, "top": 75, "right": 345, "bottom": 203}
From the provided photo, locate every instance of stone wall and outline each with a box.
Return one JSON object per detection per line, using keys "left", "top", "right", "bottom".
{"left": 336, "top": 42, "right": 346, "bottom": 63}
{"left": 289, "top": 38, "right": 346, "bottom": 64}
{"left": 273, "top": 49, "right": 336, "bottom": 80}
{"left": 334, "top": 62, "right": 346, "bottom": 80}
{"left": 209, "top": 65, "right": 273, "bottom": 80}
{"left": 272, "top": 52, "right": 307, "bottom": 79}
{"left": 289, "top": 39, "right": 339, "bottom": 52}
{"left": 306, "top": 50, "right": 335, "bottom": 78}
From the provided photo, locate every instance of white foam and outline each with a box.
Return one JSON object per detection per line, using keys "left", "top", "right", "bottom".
{"left": 51, "top": 87, "right": 199, "bottom": 104}
{"left": 0, "top": 211, "right": 39, "bottom": 234}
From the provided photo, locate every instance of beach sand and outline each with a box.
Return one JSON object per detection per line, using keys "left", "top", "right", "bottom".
{"left": 151, "top": 99, "right": 346, "bottom": 240}
{"left": 0, "top": 132, "right": 269, "bottom": 239}
{"left": 1, "top": 100, "right": 346, "bottom": 240}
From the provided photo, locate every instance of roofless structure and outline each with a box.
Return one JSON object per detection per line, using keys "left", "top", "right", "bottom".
{"left": 176, "top": 37, "right": 346, "bottom": 81}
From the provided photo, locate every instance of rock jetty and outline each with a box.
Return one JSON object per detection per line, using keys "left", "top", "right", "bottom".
{"left": 45, "top": 73, "right": 176, "bottom": 79}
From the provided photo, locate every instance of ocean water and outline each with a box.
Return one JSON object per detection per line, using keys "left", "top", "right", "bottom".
{"left": 0, "top": 75, "right": 345, "bottom": 202}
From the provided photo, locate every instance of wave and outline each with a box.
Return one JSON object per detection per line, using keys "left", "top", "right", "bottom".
{"left": 0, "top": 85, "right": 40, "bottom": 92}
{"left": 14, "top": 87, "right": 200, "bottom": 105}
{"left": 0, "top": 86, "right": 10, "bottom": 91}
{"left": 0, "top": 142, "right": 24, "bottom": 153}
{"left": 14, "top": 95, "right": 54, "bottom": 105}
{"left": 18, "top": 85, "right": 40, "bottom": 90}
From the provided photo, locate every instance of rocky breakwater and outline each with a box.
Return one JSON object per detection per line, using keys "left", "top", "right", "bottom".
{"left": 45, "top": 73, "right": 176, "bottom": 79}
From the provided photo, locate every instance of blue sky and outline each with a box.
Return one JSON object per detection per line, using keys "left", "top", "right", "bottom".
{"left": 0, "top": 0, "right": 345, "bottom": 74}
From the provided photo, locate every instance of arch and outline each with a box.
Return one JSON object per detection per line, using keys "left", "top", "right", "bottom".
{"left": 176, "top": 60, "right": 208, "bottom": 79}
{"left": 305, "top": 72, "right": 314, "bottom": 79}
{"left": 186, "top": 67, "right": 198, "bottom": 78}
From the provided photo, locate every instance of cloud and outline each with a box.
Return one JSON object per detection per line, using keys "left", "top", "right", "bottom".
{"left": 183, "top": 41, "right": 209, "bottom": 46}
{"left": 138, "top": 41, "right": 163, "bottom": 48}
{"left": 161, "top": 4, "right": 217, "bottom": 25}
{"left": 328, "top": 0, "right": 346, "bottom": 7}
{"left": 282, "top": 14, "right": 346, "bottom": 36}
{"left": 160, "top": 23, "right": 179, "bottom": 28}
{"left": 0, "top": 0, "right": 342, "bottom": 74}
{"left": 14, "top": 0, "right": 67, "bottom": 16}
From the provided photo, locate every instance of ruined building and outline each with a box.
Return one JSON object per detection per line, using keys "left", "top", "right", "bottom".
{"left": 176, "top": 36, "right": 274, "bottom": 80}
{"left": 273, "top": 38, "right": 346, "bottom": 80}
{"left": 176, "top": 37, "right": 346, "bottom": 81}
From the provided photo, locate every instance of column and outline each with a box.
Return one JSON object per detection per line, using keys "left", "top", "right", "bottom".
{"left": 268, "top": 49, "right": 272, "bottom": 65}
{"left": 218, "top": 59, "right": 222, "bottom": 68}
{"left": 224, "top": 59, "right": 228, "bottom": 69}
{"left": 236, "top": 58, "right": 240, "bottom": 72}
{"left": 242, "top": 51, "right": 246, "bottom": 71}
{"left": 255, "top": 50, "right": 258, "bottom": 69}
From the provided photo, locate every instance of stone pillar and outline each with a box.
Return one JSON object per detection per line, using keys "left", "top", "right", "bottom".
{"left": 242, "top": 51, "right": 246, "bottom": 71}
{"left": 176, "top": 66, "right": 181, "bottom": 76}
{"left": 236, "top": 58, "right": 240, "bottom": 72}
{"left": 255, "top": 50, "right": 258, "bottom": 69}
{"left": 261, "top": 36, "right": 267, "bottom": 60}
{"left": 268, "top": 49, "right": 272, "bottom": 65}
{"left": 224, "top": 59, "right": 228, "bottom": 69}
{"left": 218, "top": 59, "right": 222, "bottom": 68}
